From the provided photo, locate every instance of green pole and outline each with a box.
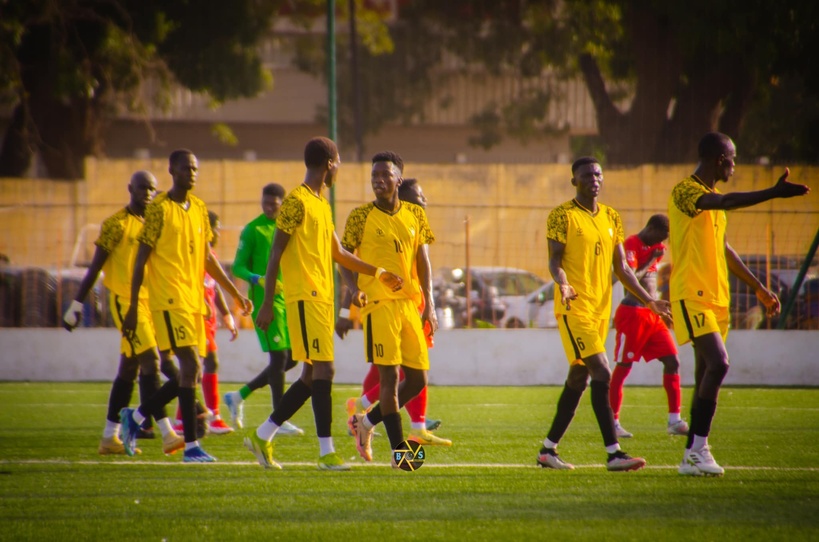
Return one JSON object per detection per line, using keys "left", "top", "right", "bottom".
{"left": 327, "top": 0, "right": 340, "bottom": 312}
{"left": 777, "top": 227, "right": 819, "bottom": 329}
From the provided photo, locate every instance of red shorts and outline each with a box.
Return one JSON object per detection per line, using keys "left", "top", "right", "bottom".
{"left": 613, "top": 304, "right": 677, "bottom": 363}
{"left": 204, "top": 315, "right": 218, "bottom": 354}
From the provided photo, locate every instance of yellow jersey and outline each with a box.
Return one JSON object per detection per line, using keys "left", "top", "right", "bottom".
{"left": 668, "top": 175, "right": 729, "bottom": 306}
{"left": 96, "top": 207, "right": 147, "bottom": 300}
{"left": 277, "top": 184, "right": 334, "bottom": 305}
{"left": 547, "top": 200, "right": 624, "bottom": 320}
{"left": 341, "top": 201, "right": 434, "bottom": 311}
{"left": 137, "top": 192, "right": 212, "bottom": 313}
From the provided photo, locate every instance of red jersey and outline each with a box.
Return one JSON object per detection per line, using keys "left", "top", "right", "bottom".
{"left": 624, "top": 234, "right": 664, "bottom": 273}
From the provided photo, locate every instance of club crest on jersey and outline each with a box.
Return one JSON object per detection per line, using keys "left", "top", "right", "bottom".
{"left": 576, "top": 227, "right": 583, "bottom": 236}
{"left": 375, "top": 228, "right": 385, "bottom": 237}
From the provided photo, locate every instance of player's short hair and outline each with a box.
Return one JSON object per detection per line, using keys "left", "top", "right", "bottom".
{"left": 304, "top": 137, "right": 338, "bottom": 167}
{"left": 698, "top": 132, "right": 732, "bottom": 159}
{"left": 647, "top": 213, "right": 669, "bottom": 234}
{"left": 262, "top": 183, "right": 285, "bottom": 198}
{"left": 208, "top": 210, "right": 219, "bottom": 228}
{"left": 571, "top": 156, "right": 600, "bottom": 175}
{"left": 398, "top": 178, "right": 418, "bottom": 200}
{"left": 169, "top": 149, "right": 195, "bottom": 167}
{"left": 371, "top": 151, "right": 404, "bottom": 174}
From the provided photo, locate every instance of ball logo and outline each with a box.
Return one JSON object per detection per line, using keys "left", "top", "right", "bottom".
{"left": 393, "top": 440, "right": 425, "bottom": 471}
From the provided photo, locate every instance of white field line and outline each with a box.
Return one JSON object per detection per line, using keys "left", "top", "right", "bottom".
{"left": 3, "top": 459, "right": 819, "bottom": 471}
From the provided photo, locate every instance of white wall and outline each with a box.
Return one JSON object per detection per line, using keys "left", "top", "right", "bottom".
{"left": 1, "top": 328, "right": 817, "bottom": 386}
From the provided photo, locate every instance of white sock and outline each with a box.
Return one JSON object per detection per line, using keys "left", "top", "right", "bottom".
{"left": 606, "top": 444, "right": 621, "bottom": 454}
{"left": 668, "top": 412, "right": 682, "bottom": 424}
{"left": 103, "top": 420, "right": 119, "bottom": 439}
{"left": 410, "top": 421, "right": 425, "bottom": 431}
{"left": 614, "top": 419, "right": 622, "bottom": 427}
{"left": 318, "top": 437, "right": 335, "bottom": 456}
{"left": 157, "top": 417, "right": 174, "bottom": 437}
{"left": 132, "top": 409, "right": 146, "bottom": 425}
{"left": 257, "top": 419, "right": 280, "bottom": 441}
{"left": 184, "top": 441, "right": 199, "bottom": 451}
{"left": 362, "top": 414, "right": 375, "bottom": 431}
{"left": 543, "top": 438, "right": 559, "bottom": 449}
{"left": 360, "top": 396, "right": 373, "bottom": 409}
{"left": 692, "top": 435, "right": 708, "bottom": 450}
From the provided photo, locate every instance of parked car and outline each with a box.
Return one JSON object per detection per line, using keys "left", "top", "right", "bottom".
{"left": 503, "top": 281, "right": 558, "bottom": 328}
{"left": 436, "top": 266, "right": 551, "bottom": 328}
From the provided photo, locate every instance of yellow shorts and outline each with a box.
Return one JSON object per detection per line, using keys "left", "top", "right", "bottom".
{"left": 286, "top": 300, "right": 334, "bottom": 363}
{"left": 110, "top": 294, "right": 156, "bottom": 357}
{"left": 672, "top": 299, "right": 729, "bottom": 345}
{"left": 362, "top": 299, "right": 429, "bottom": 370}
{"left": 556, "top": 313, "right": 609, "bottom": 365}
{"left": 153, "top": 309, "right": 206, "bottom": 357}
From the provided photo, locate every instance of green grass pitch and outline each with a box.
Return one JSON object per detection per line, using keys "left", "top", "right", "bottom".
{"left": 1, "top": 382, "right": 818, "bottom": 541}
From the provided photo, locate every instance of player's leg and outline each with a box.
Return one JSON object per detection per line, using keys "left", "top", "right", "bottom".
{"left": 659, "top": 354, "right": 688, "bottom": 435}
{"left": 609, "top": 362, "right": 633, "bottom": 438}
{"left": 202, "top": 351, "right": 232, "bottom": 434}
{"left": 269, "top": 349, "right": 303, "bottom": 435}
{"left": 99, "top": 354, "right": 139, "bottom": 455}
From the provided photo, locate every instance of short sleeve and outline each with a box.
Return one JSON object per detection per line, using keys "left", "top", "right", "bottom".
{"left": 407, "top": 203, "right": 434, "bottom": 245}
{"left": 608, "top": 207, "right": 625, "bottom": 244}
{"left": 95, "top": 212, "right": 125, "bottom": 253}
{"left": 547, "top": 206, "right": 568, "bottom": 244}
{"left": 672, "top": 179, "right": 706, "bottom": 218}
{"left": 623, "top": 236, "right": 639, "bottom": 270}
{"left": 277, "top": 195, "right": 304, "bottom": 235}
{"left": 138, "top": 200, "right": 164, "bottom": 248}
{"left": 342, "top": 205, "right": 371, "bottom": 251}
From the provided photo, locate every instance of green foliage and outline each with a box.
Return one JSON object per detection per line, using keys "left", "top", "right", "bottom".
{"left": 1, "top": 382, "right": 818, "bottom": 540}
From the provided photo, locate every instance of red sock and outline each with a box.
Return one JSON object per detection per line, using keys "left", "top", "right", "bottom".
{"left": 663, "top": 373, "right": 681, "bottom": 414}
{"left": 202, "top": 373, "right": 219, "bottom": 416}
{"left": 175, "top": 404, "right": 182, "bottom": 423}
{"left": 362, "top": 365, "right": 379, "bottom": 394}
{"left": 610, "top": 363, "right": 632, "bottom": 419}
{"left": 405, "top": 386, "right": 427, "bottom": 424}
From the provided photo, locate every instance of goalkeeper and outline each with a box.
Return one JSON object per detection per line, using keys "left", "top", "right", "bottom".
{"left": 223, "top": 183, "right": 302, "bottom": 436}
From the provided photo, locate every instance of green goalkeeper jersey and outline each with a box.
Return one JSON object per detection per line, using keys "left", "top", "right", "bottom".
{"left": 233, "top": 213, "right": 286, "bottom": 312}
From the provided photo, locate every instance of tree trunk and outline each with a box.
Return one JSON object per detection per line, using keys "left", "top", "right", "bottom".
{"left": 0, "top": 102, "right": 34, "bottom": 177}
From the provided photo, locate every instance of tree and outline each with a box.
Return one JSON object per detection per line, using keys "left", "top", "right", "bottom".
{"left": 308, "top": 0, "right": 819, "bottom": 164}
{"left": 0, "top": 0, "right": 281, "bottom": 178}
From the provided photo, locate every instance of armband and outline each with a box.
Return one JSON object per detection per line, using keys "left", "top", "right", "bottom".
{"left": 338, "top": 308, "right": 351, "bottom": 319}
{"left": 375, "top": 267, "right": 386, "bottom": 279}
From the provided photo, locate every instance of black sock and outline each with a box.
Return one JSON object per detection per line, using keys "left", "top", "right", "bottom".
{"left": 107, "top": 377, "right": 134, "bottom": 423}
{"left": 546, "top": 383, "right": 584, "bottom": 444}
{"left": 590, "top": 380, "right": 617, "bottom": 447}
{"left": 383, "top": 412, "right": 404, "bottom": 450}
{"left": 692, "top": 396, "right": 718, "bottom": 439}
{"left": 139, "top": 379, "right": 178, "bottom": 421}
{"left": 686, "top": 394, "right": 699, "bottom": 450}
{"left": 271, "top": 379, "right": 312, "bottom": 426}
{"left": 268, "top": 351, "right": 288, "bottom": 410}
{"left": 138, "top": 373, "right": 162, "bottom": 425}
{"left": 178, "top": 387, "right": 197, "bottom": 443}
{"left": 311, "top": 379, "right": 332, "bottom": 438}
{"left": 366, "top": 404, "right": 384, "bottom": 426}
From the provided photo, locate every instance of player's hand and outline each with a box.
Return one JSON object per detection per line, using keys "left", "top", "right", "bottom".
{"left": 378, "top": 270, "right": 403, "bottom": 292}
{"left": 62, "top": 300, "right": 84, "bottom": 331}
{"left": 756, "top": 288, "right": 781, "bottom": 316}
{"left": 255, "top": 303, "right": 273, "bottom": 331}
{"left": 335, "top": 316, "right": 354, "bottom": 339}
{"left": 121, "top": 306, "right": 138, "bottom": 342}
{"left": 774, "top": 168, "right": 810, "bottom": 198}
{"left": 651, "top": 247, "right": 665, "bottom": 261}
{"left": 647, "top": 299, "right": 672, "bottom": 321}
{"left": 351, "top": 289, "right": 368, "bottom": 308}
{"left": 237, "top": 295, "right": 253, "bottom": 317}
{"left": 421, "top": 303, "right": 438, "bottom": 336}
{"left": 558, "top": 283, "right": 577, "bottom": 310}
{"left": 223, "top": 313, "right": 239, "bottom": 341}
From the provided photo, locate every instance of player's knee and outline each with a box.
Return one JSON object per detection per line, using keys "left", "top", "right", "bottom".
{"left": 118, "top": 358, "right": 139, "bottom": 381}
{"left": 661, "top": 356, "right": 680, "bottom": 374}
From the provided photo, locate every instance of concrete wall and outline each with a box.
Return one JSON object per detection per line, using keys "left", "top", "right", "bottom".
{"left": 2, "top": 328, "right": 817, "bottom": 386}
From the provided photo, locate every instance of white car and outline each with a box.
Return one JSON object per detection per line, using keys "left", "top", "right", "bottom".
{"left": 503, "top": 281, "right": 558, "bottom": 329}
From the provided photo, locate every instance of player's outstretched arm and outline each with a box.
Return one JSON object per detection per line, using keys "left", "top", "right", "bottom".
{"left": 205, "top": 250, "right": 252, "bottom": 317}
{"left": 331, "top": 232, "right": 403, "bottom": 291}
{"left": 698, "top": 168, "right": 810, "bottom": 211}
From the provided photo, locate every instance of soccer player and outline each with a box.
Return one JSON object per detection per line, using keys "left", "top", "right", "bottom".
{"left": 538, "top": 156, "right": 671, "bottom": 472}
{"left": 120, "top": 149, "right": 252, "bottom": 463}
{"left": 223, "top": 183, "right": 302, "bottom": 436}
{"left": 199, "top": 211, "right": 238, "bottom": 434}
{"left": 670, "top": 132, "right": 809, "bottom": 476}
{"left": 609, "top": 214, "right": 689, "bottom": 438}
{"left": 245, "top": 137, "right": 403, "bottom": 471}
{"left": 339, "top": 154, "right": 441, "bottom": 464}
{"left": 62, "top": 171, "right": 184, "bottom": 456}
{"left": 338, "top": 175, "right": 451, "bottom": 448}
